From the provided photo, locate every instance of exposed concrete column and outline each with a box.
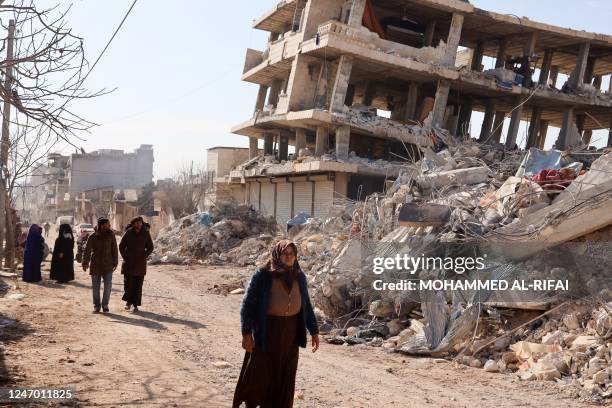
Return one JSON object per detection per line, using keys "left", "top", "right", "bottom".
{"left": 315, "top": 126, "right": 329, "bottom": 156}
{"left": 295, "top": 128, "right": 307, "bottom": 156}
{"left": 521, "top": 32, "right": 537, "bottom": 87}
{"left": 526, "top": 107, "right": 542, "bottom": 149}
{"left": 538, "top": 49, "right": 554, "bottom": 86}
{"left": 254, "top": 85, "right": 269, "bottom": 113}
{"left": 471, "top": 40, "right": 485, "bottom": 71}
{"left": 390, "top": 96, "right": 406, "bottom": 121}
{"left": 267, "top": 78, "right": 283, "bottom": 107}
{"left": 593, "top": 75, "right": 602, "bottom": 90}
{"left": 423, "top": 20, "right": 436, "bottom": 47}
{"left": 249, "top": 137, "right": 258, "bottom": 159}
{"left": 279, "top": 135, "right": 289, "bottom": 161}
{"left": 362, "top": 81, "right": 376, "bottom": 106}
{"left": 536, "top": 120, "right": 549, "bottom": 149}
{"left": 491, "top": 111, "right": 506, "bottom": 143}
{"left": 347, "top": 0, "right": 367, "bottom": 27}
{"left": 568, "top": 41, "right": 591, "bottom": 89}
{"left": 584, "top": 57, "right": 596, "bottom": 84}
{"left": 556, "top": 107, "right": 576, "bottom": 149}
{"left": 457, "top": 99, "right": 473, "bottom": 138}
{"left": 441, "top": 13, "right": 464, "bottom": 66}
{"left": 479, "top": 100, "right": 496, "bottom": 141}
{"left": 576, "top": 114, "right": 586, "bottom": 135}
{"left": 335, "top": 126, "right": 350, "bottom": 160}
{"left": 495, "top": 37, "right": 508, "bottom": 69}
{"left": 263, "top": 133, "right": 274, "bottom": 155}
{"left": 431, "top": 80, "right": 451, "bottom": 128}
{"left": 549, "top": 66, "right": 559, "bottom": 88}
{"left": 505, "top": 97, "right": 524, "bottom": 148}
{"left": 404, "top": 82, "right": 420, "bottom": 121}
{"left": 330, "top": 55, "right": 354, "bottom": 112}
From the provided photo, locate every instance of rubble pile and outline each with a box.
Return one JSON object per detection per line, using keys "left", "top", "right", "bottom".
{"left": 151, "top": 204, "right": 278, "bottom": 265}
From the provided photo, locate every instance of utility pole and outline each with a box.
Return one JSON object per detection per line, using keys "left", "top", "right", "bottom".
{"left": 0, "top": 20, "right": 15, "bottom": 269}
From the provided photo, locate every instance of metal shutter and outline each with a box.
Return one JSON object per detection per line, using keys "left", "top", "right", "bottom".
{"left": 248, "top": 182, "right": 260, "bottom": 211}
{"left": 276, "top": 183, "right": 292, "bottom": 225}
{"left": 260, "top": 182, "right": 275, "bottom": 218}
{"left": 314, "top": 181, "right": 334, "bottom": 218}
{"left": 293, "top": 182, "right": 313, "bottom": 217}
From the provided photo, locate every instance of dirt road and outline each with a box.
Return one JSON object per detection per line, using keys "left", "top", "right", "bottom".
{"left": 0, "top": 264, "right": 593, "bottom": 407}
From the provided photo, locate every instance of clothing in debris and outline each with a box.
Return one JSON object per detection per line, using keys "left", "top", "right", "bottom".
{"left": 234, "top": 240, "right": 318, "bottom": 408}
{"left": 50, "top": 224, "right": 75, "bottom": 283}
{"left": 22, "top": 224, "right": 45, "bottom": 283}
{"left": 119, "top": 217, "right": 154, "bottom": 307}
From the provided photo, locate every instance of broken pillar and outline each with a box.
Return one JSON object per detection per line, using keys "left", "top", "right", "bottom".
{"left": 423, "top": 20, "right": 436, "bottom": 47}
{"left": 362, "top": 81, "right": 376, "bottom": 106}
{"left": 556, "top": 107, "right": 576, "bottom": 149}
{"left": 431, "top": 80, "right": 451, "bottom": 128}
{"left": 495, "top": 37, "right": 508, "bottom": 69}
{"left": 521, "top": 33, "right": 537, "bottom": 86}
{"left": 335, "top": 126, "right": 350, "bottom": 160}
{"left": 249, "top": 137, "right": 258, "bottom": 159}
{"left": 549, "top": 65, "right": 559, "bottom": 88}
{"left": 584, "top": 57, "right": 596, "bottom": 85}
{"left": 526, "top": 107, "right": 542, "bottom": 148}
{"left": 457, "top": 99, "right": 473, "bottom": 138}
{"left": 254, "top": 85, "right": 269, "bottom": 113}
{"left": 593, "top": 75, "right": 602, "bottom": 90}
{"left": 538, "top": 49, "right": 553, "bottom": 86}
{"left": 295, "top": 128, "right": 307, "bottom": 156}
{"left": 279, "top": 135, "right": 289, "bottom": 161}
{"left": 568, "top": 42, "right": 590, "bottom": 89}
{"left": 267, "top": 78, "right": 283, "bottom": 107}
{"left": 263, "top": 133, "right": 274, "bottom": 155}
{"left": 445, "top": 105, "right": 460, "bottom": 136}
{"left": 404, "top": 82, "right": 420, "bottom": 121}
{"left": 479, "top": 100, "right": 496, "bottom": 142}
{"left": 491, "top": 111, "right": 506, "bottom": 143}
{"left": 441, "top": 13, "right": 464, "bottom": 66}
{"left": 347, "top": 0, "right": 367, "bottom": 27}
{"left": 390, "top": 95, "right": 406, "bottom": 121}
{"left": 505, "top": 97, "right": 524, "bottom": 148}
{"left": 315, "top": 126, "right": 329, "bottom": 156}
{"left": 471, "top": 41, "right": 484, "bottom": 72}
{"left": 536, "top": 120, "right": 549, "bottom": 149}
{"left": 330, "top": 55, "right": 354, "bottom": 112}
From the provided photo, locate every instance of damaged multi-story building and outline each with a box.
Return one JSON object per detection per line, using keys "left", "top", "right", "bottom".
{"left": 229, "top": 0, "right": 612, "bottom": 225}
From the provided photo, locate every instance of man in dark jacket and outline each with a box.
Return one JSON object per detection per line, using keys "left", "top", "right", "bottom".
{"left": 83, "top": 217, "right": 118, "bottom": 313}
{"left": 119, "top": 216, "right": 154, "bottom": 312}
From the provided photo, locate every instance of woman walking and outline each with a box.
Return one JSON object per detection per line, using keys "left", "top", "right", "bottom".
{"left": 50, "top": 224, "right": 75, "bottom": 283}
{"left": 119, "top": 216, "right": 154, "bottom": 312}
{"left": 22, "top": 224, "right": 45, "bottom": 283}
{"left": 233, "top": 239, "right": 319, "bottom": 408}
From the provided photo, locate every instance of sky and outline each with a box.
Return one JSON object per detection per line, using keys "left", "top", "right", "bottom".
{"left": 40, "top": 0, "right": 612, "bottom": 179}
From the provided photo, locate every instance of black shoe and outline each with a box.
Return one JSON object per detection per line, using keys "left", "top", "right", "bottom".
{"left": 124, "top": 303, "right": 131, "bottom": 310}
{"left": 102, "top": 307, "right": 109, "bottom": 313}
{"left": 93, "top": 307, "right": 101, "bottom": 313}
{"left": 133, "top": 306, "right": 139, "bottom": 312}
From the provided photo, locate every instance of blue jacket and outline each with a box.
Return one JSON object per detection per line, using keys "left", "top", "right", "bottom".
{"left": 240, "top": 267, "right": 319, "bottom": 351}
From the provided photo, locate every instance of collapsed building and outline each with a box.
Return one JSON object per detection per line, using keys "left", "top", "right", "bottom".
{"left": 227, "top": 0, "right": 612, "bottom": 226}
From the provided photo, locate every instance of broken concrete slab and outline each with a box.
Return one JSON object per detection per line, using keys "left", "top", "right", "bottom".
{"left": 416, "top": 166, "right": 489, "bottom": 190}
{"left": 398, "top": 203, "right": 451, "bottom": 228}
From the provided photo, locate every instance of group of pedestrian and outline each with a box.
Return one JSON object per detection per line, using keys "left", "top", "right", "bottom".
{"left": 21, "top": 216, "right": 154, "bottom": 314}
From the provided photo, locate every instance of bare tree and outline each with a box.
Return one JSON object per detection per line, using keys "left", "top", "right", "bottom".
{"left": 161, "top": 162, "right": 215, "bottom": 218}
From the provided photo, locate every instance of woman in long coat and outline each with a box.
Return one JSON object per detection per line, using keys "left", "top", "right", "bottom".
{"left": 50, "top": 224, "right": 75, "bottom": 283}
{"left": 119, "top": 216, "right": 154, "bottom": 312}
{"left": 233, "top": 239, "right": 320, "bottom": 408}
{"left": 22, "top": 224, "right": 45, "bottom": 283}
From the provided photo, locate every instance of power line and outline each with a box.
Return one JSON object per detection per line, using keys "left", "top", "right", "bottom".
{"left": 79, "top": 0, "right": 139, "bottom": 88}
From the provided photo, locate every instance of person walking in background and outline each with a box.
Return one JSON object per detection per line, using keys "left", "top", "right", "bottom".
{"left": 50, "top": 224, "right": 75, "bottom": 283}
{"left": 82, "top": 217, "right": 118, "bottom": 313}
{"left": 233, "top": 239, "right": 319, "bottom": 408}
{"left": 43, "top": 222, "right": 50, "bottom": 238}
{"left": 119, "top": 216, "right": 154, "bottom": 312}
{"left": 22, "top": 224, "right": 45, "bottom": 283}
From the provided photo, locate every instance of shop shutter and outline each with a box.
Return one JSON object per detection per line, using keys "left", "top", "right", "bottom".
{"left": 293, "top": 182, "right": 313, "bottom": 217}
{"left": 248, "top": 182, "right": 260, "bottom": 211}
{"left": 260, "top": 182, "right": 275, "bottom": 218}
{"left": 276, "top": 182, "right": 292, "bottom": 225}
{"left": 314, "top": 181, "right": 334, "bottom": 218}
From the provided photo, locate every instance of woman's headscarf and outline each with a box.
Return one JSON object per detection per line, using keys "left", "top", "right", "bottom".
{"left": 59, "top": 223, "right": 74, "bottom": 242}
{"left": 264, "top": 239, "right": 301, "bottom": 291}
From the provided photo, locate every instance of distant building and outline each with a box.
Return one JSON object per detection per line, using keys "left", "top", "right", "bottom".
{"left": 68, "top": 144, "right": 154, "bottom": 195}
{"left": 205, "top": 146, "right": 252, "bottom": 206}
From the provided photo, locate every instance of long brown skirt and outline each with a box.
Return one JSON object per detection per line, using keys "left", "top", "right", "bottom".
{"left": 233, "top": 314, "right": 300, "bottom": 408}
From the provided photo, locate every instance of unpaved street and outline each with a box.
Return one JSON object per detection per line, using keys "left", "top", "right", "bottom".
{"left": 0, "top": 264, "right": 593, "bottom": 407}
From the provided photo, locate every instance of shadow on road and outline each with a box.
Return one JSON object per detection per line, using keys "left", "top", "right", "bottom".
{"left": 132, "top": 310, "right": 207, "bottom": 330}
{"left": 103, "top": 313, "right": 167, "bottom": 331}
